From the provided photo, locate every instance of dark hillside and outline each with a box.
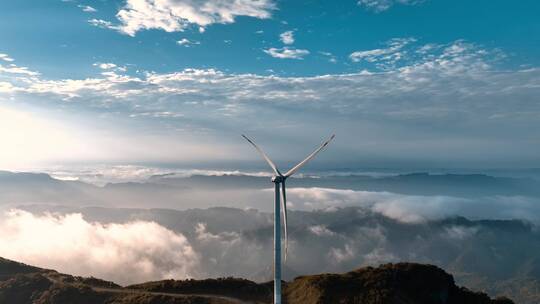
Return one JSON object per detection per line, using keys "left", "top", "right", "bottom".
{"left": 284, "top": 263, "right": 514, "bottom": 304}
{"left": 0, "top": 257, "right": 514, "bottom": 304}
{"left": 0, "top": 257, "right": 46, "bottom": 280}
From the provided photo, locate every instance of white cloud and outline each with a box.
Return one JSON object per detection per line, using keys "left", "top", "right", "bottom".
{"left": 349, "top": 37, "right": 415, "bottom": 66}
{"left": 264, "top": 47, "right": 310, "bottom": 59}
{"left": 358, "top": 0, "right": 425, "bottom": 12}
{"left": 94, "top": 62, "right": 117, "bottom": 70}
{"left": 177, "top": 38, "right": 201, "bottom": 47}
{"left": 0, "top": 210, "right": 200, "bottom": 284}
{"left": 78, "top": 4, "right": 97, "bottom": 13}
{"left": 0, "top": 53, "right": 14, "bottom": 62}
{"left": 0, "top": 66, "right": 38, "bottom": 76}
{"left": 92, "top": 63, "right": 128, "bottom": 75}
{"left": 130, "top": 111, "right": 184, "bottom": 118}
{"left": 0, "top": 57, "right": 40, "bottom": 76}
{"left": 107, "top": 0, "right": 276, "bottom": 36}
{"left": 280, "top": 30, "right": 294, "bottom": 45}
{"left": 195, "top": 222, "right": 241, "bottom": 243}
{"left": 309, "top": 225, "right": 336, "bottom": 236}
{"left": 88, "top": 18, "right": 116, "bottom": 30}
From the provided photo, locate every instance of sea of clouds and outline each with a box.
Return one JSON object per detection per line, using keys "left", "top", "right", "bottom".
{"left": 1, "top": 185, "right": 538, "bottom": 285}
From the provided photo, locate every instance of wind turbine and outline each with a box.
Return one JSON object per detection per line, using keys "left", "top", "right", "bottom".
{"left": 242, "top": 134, "right": 335, "bottom": 304}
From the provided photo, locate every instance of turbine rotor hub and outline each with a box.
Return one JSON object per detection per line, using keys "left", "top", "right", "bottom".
{"left": 272, "top": 175, "right": 285, "bottom": 183}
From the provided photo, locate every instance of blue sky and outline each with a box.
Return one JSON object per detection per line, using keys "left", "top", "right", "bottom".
{"left": 0, "top": 0, "right": 539, "bottom": 169}
{"left": 2, "top": 0, "right": 540, "bottom": 78}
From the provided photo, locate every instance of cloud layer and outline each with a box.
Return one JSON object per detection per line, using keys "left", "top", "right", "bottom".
{"left": 45, "top": 164, "right": 273, "bottom": 186}
{"left": 1, "top": 39, "right": 539, "bottom": 165}
{"left": 287, "top": 187, "right": 540, "bottom": 223}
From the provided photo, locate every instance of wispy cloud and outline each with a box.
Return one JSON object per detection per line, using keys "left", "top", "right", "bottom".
{"left": 349, "top": 38, "right": 416, "bottom": 66}
{"left": 88, "top": 18, "right": 115, "bottom": 30}
{"left": 0, "top": 54, "right": 39, "bottom": 76}
{"left": 264, "top": 47, "right": 309, "bottom": 59}
{"left": 358, "top": 0, "right": 426, "bottom": 13}
{"left": 78, "top": 4, "right": 97, "bottom": 13}
{"left": 319, "top": 51, "right": 337, "bottom": 63}
{"left": 177, "top": 38, "right": 201, "bottom": 47}
{"left": 0, "top": 65, "right": 39, "bottom": 76}
{"left": 0, "top": 53, "right": 14, "bottom": 62}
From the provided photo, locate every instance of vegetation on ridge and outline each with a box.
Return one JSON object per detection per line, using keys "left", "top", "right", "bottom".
{"left": 0, "top": 257, "right": 515, "bottom": 304}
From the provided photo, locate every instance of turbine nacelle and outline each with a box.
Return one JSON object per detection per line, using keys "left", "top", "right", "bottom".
{"left": 271, "top": 175, "right": 285, "bottom": 183}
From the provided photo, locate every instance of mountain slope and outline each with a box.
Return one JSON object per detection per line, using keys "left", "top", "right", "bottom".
{"left": 0, "top": 257, "right": 516, "bottom": 304}
{"left": 0, "top": 257, "right": 44, "bottom": 279}
{"left": 0, "top": 257, "right": 513, "bottom": 304}
{"left": 0, "top": 257, "right": 239, "bottom": 304}
{"left": 284, "top": 263, "right": 514, "bottom": 304}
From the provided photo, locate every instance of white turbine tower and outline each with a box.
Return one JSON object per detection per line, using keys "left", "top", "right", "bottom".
{"left": 242, "top": 134, "right": 335, "bottom": 304}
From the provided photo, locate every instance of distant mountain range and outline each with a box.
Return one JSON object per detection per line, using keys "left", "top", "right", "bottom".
{"left": 0, "top": 257, "right": 514, "bottom": 304}
{"left": 1, "top": 170, "right": 539, "bottom": 210}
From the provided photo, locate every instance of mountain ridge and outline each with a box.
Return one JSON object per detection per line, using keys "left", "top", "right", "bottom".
{"left": 0, "top": 257, "right": 514, "bottom": 304}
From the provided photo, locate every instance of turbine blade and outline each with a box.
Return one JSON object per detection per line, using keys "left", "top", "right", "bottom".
{"left": 241, "top": 135, "right": 282, "bottom": 176}
{"left": 281, "top": 181, "right": 288, "bottom": 262}
{"left": 284, "top": 134, "right": 335, "bottom": 177}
